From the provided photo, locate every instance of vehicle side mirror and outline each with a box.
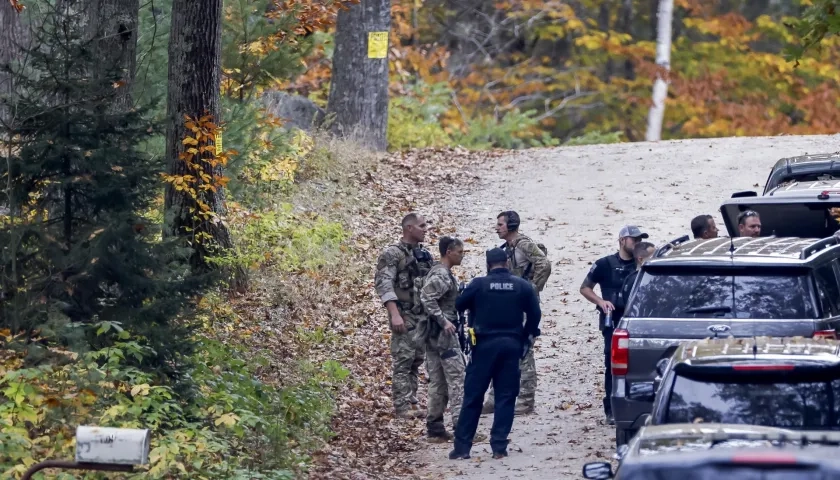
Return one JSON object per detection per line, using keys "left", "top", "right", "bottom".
{"left": 583, "top": 462, "right": 614, "bottom": 480}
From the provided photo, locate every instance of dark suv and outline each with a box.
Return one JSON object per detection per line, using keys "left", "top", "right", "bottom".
{"left": 761, "top": 153, "right": 840, "bottom": 195}
{"left": 610, "top": 235, "right": 840, "bottom": 446}
{"left": 583, "top": 423, "right": 840, "bottom": 480}
{"left": 649, "top": 336, "right": 840, "bottom": 430}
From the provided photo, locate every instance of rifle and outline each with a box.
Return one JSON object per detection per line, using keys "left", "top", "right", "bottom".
{"left": 456, "top": 282, "right": 472, "bottom": 358}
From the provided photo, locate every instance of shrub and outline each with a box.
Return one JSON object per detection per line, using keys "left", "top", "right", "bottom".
{"left": 0, "top": 323, "right": 347, "bottom": 479}
{"left": 564, "top": 130, "right": 625, "bottom": 146}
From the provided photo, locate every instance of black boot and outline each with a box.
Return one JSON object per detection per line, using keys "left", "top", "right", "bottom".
{"left": 448, "top": 449, "right": 470, "bottom": 460}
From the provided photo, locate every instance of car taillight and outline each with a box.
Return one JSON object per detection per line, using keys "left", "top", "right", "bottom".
{"left": 814, "top": 329, "right": 837, "bottom": 339}
{"left": 731, "top": 453, "right": 798, "bottom": 464}
{"left": 611, "top": 328, "right": 630, "bottom": 376}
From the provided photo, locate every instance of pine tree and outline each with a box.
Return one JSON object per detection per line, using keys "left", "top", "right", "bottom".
{"left": 0, "top": 2, "right": 208, "bottom": 382}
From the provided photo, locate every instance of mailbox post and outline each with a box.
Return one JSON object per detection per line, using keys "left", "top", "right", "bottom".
{"left": 21, "top": 426, "right": 150, "bottom": 480}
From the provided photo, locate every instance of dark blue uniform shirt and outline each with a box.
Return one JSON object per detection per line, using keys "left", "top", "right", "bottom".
{"left": 455, "top": 267, "right": 542, "bottom": 339}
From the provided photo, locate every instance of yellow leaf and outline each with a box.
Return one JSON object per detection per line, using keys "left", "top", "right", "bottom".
{"left": 130, "top": 384, "right": 151, "bottom": 397}
{"left": 111, "top": 165, "right": 123, "bottom": 172}
{"left": 214, "top": 412, "right": 239, "bottom": 427}
{"left": 88, "top": 228, "right": 105, "bottom": 240}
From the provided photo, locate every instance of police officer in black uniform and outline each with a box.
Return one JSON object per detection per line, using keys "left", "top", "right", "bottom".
{"left": 449, "top": 248, "right": 542, "bottom": 460}
{"left": 579, "top": 225, "right": 648, "bottom": 425}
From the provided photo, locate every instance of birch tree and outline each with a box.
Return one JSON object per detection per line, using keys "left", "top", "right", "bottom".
{"left": 645, "top": 0, "right": 673, "bottom": 142}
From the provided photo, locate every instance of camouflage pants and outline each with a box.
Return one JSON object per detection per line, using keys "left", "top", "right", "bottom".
{"left": 485, "top": 342, "right": 536, "bottom": 407}
{"left": 425, "top": 332, "right": 466, "bottom": 435}
{"left": 390, "top": 314, "right": 426, "bottom": 413}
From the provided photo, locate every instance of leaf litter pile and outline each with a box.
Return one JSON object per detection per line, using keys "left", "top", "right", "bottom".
{"left": 223, "top": 144, "right": 507, "bottom": 479}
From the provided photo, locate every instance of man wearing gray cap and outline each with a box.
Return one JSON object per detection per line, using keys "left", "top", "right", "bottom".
{"left": 579, "top": 225, "right": 649, "bottom": 426}
{"left": 449, "top": 248, "right": 542, "bottom": 460}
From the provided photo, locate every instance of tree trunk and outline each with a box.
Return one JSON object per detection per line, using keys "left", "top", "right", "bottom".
{"left": 619, "top": 0, "right": 635, "bottom": 80}
{"left": 0, "top": 0, "right": 28, "bottom": 127}
{"left": 598, "top": 2, "right": 613, "bottom": 82}
{"left": 327, "top": 0, "right": 391, "bottom": 151}
{"left": 164, "top": 0, "right": 239, "bottom": 281}
{"left": 645, "top": 0, "right": 673, "bottom": 142}
{"left": 86, "top": 0, "right": 140, "bottom": 111}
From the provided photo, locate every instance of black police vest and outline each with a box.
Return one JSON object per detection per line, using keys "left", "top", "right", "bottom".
{"left": 600, "top": 254, "right": 636, "bottom": 306}
{"left": 471, "top": 270, "right": 529, "bottom": 338}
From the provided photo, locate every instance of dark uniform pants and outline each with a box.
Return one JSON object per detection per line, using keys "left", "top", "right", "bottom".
{"left": 453, "top": 335, "right": 521, "bottom": 455}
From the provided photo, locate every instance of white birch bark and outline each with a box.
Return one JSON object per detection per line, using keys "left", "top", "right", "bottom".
{"left": 645, "top": 0, "right": 673, "bottom": 142}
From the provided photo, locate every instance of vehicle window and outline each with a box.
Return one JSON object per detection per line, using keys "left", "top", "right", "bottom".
{"left": 815, "top": 263, "right": 840, "bottom": 317}
{"left": 665, "top": 374, "right": 840, "bottom": 429}
{"left": 625, "top": 269, "right": 816, "bottom": 319}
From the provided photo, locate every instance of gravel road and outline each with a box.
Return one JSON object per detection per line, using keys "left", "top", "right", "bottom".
{"left": 413, "top": 134, "right": 840, "bottom": 479}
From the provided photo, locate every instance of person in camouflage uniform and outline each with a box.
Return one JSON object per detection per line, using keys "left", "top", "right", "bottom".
{"left": 418, "top": 236, "right": 466, "bottom": 441}
{"left": 374, "top": 213, "right": 433, "bottom": 419}
{"left": 483, "top": 210, "right": 552, "bottom": 416}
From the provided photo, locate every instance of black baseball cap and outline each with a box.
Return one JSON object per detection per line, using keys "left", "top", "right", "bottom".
{"left": 486, "top": 248, "right": 508, "bottom": 264}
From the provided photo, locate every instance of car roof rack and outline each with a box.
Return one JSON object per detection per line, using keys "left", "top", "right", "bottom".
{"left": 800, "top": 235, "right": 840, "bottom": 259}
{"left": 653, "top": 234, "right": 690, "bottom": 258}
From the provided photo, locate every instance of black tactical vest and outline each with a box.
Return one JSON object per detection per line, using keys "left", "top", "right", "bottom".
{"left": 600, "top": 254, "right": 636, "bottom": 307}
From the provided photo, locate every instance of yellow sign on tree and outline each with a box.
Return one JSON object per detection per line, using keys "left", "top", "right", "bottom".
{"left": 215, "top": 132, "right": 223, "bottom": 155}
{"left": 367, "top": 32, "right": 388, "bottom": 59}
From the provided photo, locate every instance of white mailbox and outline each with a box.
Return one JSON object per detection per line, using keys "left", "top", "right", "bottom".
{"left": 75, "top": 426, "right": 151, "bottom": 465}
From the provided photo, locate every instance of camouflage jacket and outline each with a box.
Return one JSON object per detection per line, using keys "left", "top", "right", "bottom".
{"left": 505, "top": 234, "right": 551, "bottom": 291}
{"left": 419, "top": 263, "right": 459, "bottom": 329}
{"left": 374, "top": 240, "right": 434, "bottom": 310}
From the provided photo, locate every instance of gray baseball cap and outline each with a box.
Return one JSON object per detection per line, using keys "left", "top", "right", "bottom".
{"left": 619, "top": 225, "right": 649, "bottom": 239}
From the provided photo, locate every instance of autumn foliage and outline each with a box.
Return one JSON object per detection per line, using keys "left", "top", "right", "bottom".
{"left": 280, "top": 0, "right": 840, "bottom": 147}
{"left": 161, "top": 113, "right": 234, "bottom": 246}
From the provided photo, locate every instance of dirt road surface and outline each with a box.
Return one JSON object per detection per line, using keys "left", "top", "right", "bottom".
{"left": 413, "top": 135, "right": 840, "bottom": 479}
